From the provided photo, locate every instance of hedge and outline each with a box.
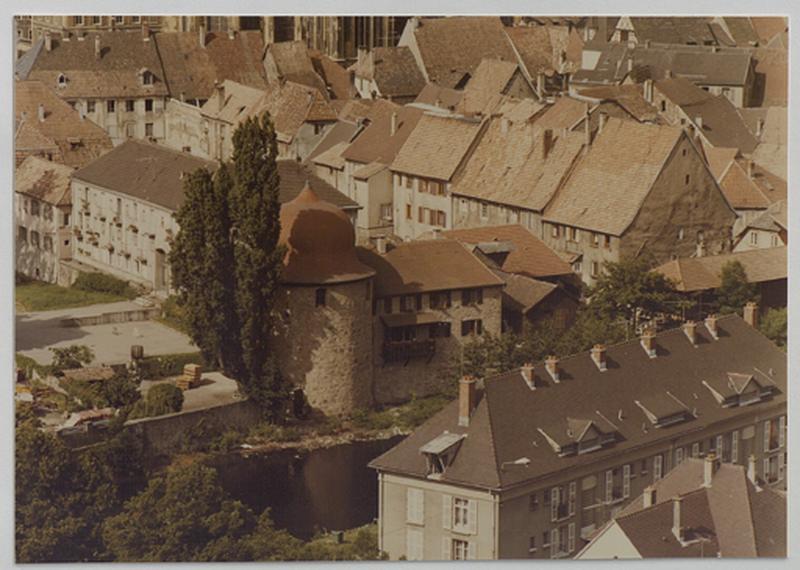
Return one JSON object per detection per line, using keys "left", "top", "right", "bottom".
{"left": 73, "top": 272, "right": 136, "bottom": 298}
{"left": 136, "top": 352, "right": 213, "bottom": 380}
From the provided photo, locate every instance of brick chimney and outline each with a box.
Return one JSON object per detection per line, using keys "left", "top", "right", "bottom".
{"left": 458, "top": 376, "right": 477, "bottom": 427}
{"left": 683, "top": 320, "right": 697, "bottom": 346}
{"left": 44, "top": 32, "right": 52, "bottom": 52}
{"left": 94, "top": 35, "right": 101, "bottom": 59}
{"left": 584, "top": 103, "right": 591, "bottom": 147}
{"left": 643, "top": 485, "right": 657, "bottom": 508}
{"left": 545, "top": 355, "right": 559, "bottom": 382}
{"left": 756, "top": 118, "right": 764, "bottom": 138}
{"left": 743, "top": 302, "right": 758, "bottom": 328}
{"left": 704, "top": 314, "right": 718, "bottom": 340}
{"left": 142, "top": 23, "right": 150, "bottom": 41}
{"left": 672, "top": 497, "right": 684, "bottom": 542}
{"left": 541, "top": 128, "right": 553, "bottom": 160}
{"left": 643, "top": 78, "right": 654, "bottom": 102}
{"left": 199, "top": 24, "right": 207, "bottom": 48}
{"left": 747, "top": 454, "right": 757, "bottom": 484}
{"left": 641, "top": 328, "right": 656, "bottom": 358}
{"left": 703, "top": 452, "right": 719, "bottom": 487}
{"left": 694, "top": 116, "right": 703, "bottom": 130}
{"left": 390, "top": 112, "right": 398, "bottom": 136}
{"left": 38, "top": 103, "right": 45, "bottom": 122}
{"left": 590, "top": 344, "right": 607, "bottom": 371}
{"left": 521, "top": 363, "right": 535, "bottom": 389}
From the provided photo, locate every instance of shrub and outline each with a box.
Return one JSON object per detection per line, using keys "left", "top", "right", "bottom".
{"left": 129, "top": 383, "right": 184, "bottom": 419}
{"left": 73, "top": 272, "right": 136, "bottom": 298}
{"left": 159, "top": 295, "right": 190, "bottom": 333}
{"left": 136, "top": 352, "right": 212, "bottom": 380}
{"left": 760, "top": 307, "right": 787, "bottom": 347}
{"left": 50, "top": 345, "right": 94, "bottom": 371}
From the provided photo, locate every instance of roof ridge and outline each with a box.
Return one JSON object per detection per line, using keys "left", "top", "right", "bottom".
{"left": 480, "top": 381, "right": 505, "bottom": 488}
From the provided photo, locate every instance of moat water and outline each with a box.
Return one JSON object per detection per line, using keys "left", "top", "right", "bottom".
{"left": 206, "top": 435, "right": 404, "bottom": 539}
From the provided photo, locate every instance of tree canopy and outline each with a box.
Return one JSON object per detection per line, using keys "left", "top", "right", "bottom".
{"left": 716, "top": 260, "right": 758, "bottom": 315}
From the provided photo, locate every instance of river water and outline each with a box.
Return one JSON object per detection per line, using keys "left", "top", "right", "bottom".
{"left": 206, "top": 435, "right": 404, "bottom": 540}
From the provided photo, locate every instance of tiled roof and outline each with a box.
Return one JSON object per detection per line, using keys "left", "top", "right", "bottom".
{"left": 309, "top": 141, "right": 349, "bottom": 170}
{"left": 154, "top": 31, "right": 267, "bottom": 101}
{"left": 72, "top": 140, "right": 217, "bottom": 212}
{"left": 577, "top": 84, "right": 659, "bottom": 122}
{"left": 681, "top": 96, "right": 759, "bottom": 154}
{"left": 15, "top": 155, "right": 74, "bottom": 206}
{"left": 533, "top": 96, "right": 587, "bottom": 131}
{"left": 199, "top": 79, "right": 264, "bottom": 124}
{"left": 15, "top": 80, "right": 113, "bottom": 168}
{"left": 750, "top": 17, "right": 787, "bottom": 45}
{"left": 702, "top": 146, "right": 739, "bottom": 180}
{"left": 721, "top": 17, "right": 760, "bottom": 46}
{"left": 653, "top": 246, "right": 786, "bottom": 292}
{"left": 494, "top": 270, "right": 559, "bottom": 314}
{"left": 356, "top": 239, "right": 504, "bottom": 297}
{"left": 738, "top": 200, "right": 787, "bottom": 235}
{"left": 458, "top": 58, "right": 528, "bottom": 115}
{"left": 752, "top": 48, "right": 787, "bottom": 107}
{"left": 442, "top": 224, "right": 573, "bottom": 279}
{"left": 543, "top": 118, "right": 683, "bottom": 235}
{"left": 628, "top": 17, "right": 717, "bottom": 45}
{"left": 354, "top": 46, "right": 426, "bottom": 99}
{"left": 449, "top": 114, "right": 583, "bottom": 213}
{"left": 341, "top": 100, "right": 424, "bottom": 166}
{"left": 332, "top": 98, "right": 374, "bottom": 122}
{"left": 654, "top": 76, "right": 713, "bottom": 106}
{"left": 408, "top": 17, "right": 519, "bottom": 88}
{"left": 310, "top": 50, "right": 354, "bottom": 100}
{"left": 306, "top": 120, "right": 359, "bottom": 163}
{"left": 749, "top": 107, "right": 787, "bottom": 179}
{"left": 413, "top": 83, "right": 463, "bottom": 111}
{"left": 265, "top": 41, "right": 328, "bottom": 96}
{"left": 276, "top": 160, "right": 358, "bottom": 210}
{"left": 717, "top": 159, "right": 786, "bottom": 210}
{"left": 504, "top": 26, "right": 554, "bottom": 76}
{"left": 27, "top": 30, "right": 169, "bottom": 98}
{"left": 371, "top": 315, "right": 786, "bottom": 491}
{"left": 390, "top": 113, "right": 486, "bottom": 181}
{"left": 245, "top": 81, "right": 337, "bottom": 143}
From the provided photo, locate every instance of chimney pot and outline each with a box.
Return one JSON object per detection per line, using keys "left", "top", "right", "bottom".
{"left": 704, "top": 314, "right": 718, "bottom": 339}
{"left": 641, "top": 328, "right": 656, "bottom": 358}
{"left": 458, "top": 376, "right": 477, "bottom": 427}
{"left": 683, "top": 320, "right": 697, "bottom": 345}
{"left": 743, "top": 302, "right": 758, "bottom": 328}
{"left": 545, "top": 355, "right": 559, "bottom": 382}
{"left": 643, "top": 485, "right": 657, "bottom": 508}
{"left": 590, "top": 344, "right": 607, "bottom": 371}
{"left": 703, "top": 452, "right": 719, "bottom": 487}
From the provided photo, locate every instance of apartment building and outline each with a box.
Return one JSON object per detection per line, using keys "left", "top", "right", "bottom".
{"left": 371, "top": 313, "right": 786, "bottom": 560}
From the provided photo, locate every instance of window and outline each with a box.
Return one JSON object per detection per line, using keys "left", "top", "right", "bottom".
{"left": 764, "top": 418, "right": 782, "bottom": 452}
{"left": 640, "top": 458, "right": 648, "bottom": 474}
{"left": 528, "top": 536, "right": 537, "bottom": 554}
{"left": 661, "top": 100, "right": 666, "bottom": 112}
{"left": 132, "top": 16, "right": 141, "bottom": 23}
{"left": 107, "top": 100, "right": 116, "bottom": 112}
{"left": 405, "top": 528, "right": 423, "bottom": 561}
{"left": 43, "top": 235, "right": 53, "bottom": 252}
{"left": 404, "top": 175, "right": 412, "bottom": 189}
{"left": 654, "top": 454, "right": 663, "bottom": 481}
{"left": 429, "top": 291, "right": 451, "bottom": 310}
{"left": 591, "top": 261, "right": 599, "bottom": 277}
{"left": 604, "top": 470, "right": 613, "bottom": 503}
{"left": 542, "top": 530, "right": 550, "bottom": 546}
{"left": 405, "top": 204, "right": 412, "bottom": 220}
{"left": 771, "top": 234, "right": 779, "bottom": 247}
{"left": 380, "top": 203, "right": 392, "bottom": 222}
{"left": 74, "top": 15, "right": 84, "bottom": 25}
{"left": 550, "top": 487, "right": 561, "bottom": 521}
{"left": 528, "top": 493, "right": 539, "bottom": 512}
{"left": 436, "top": 210, "right": 446, "bottom": 227}
{"left": 750, "top": 231, "right": 758, "bottom": 246}
{"left": 732, "top": 430, "right": 739, "bottom": 463}
{"left": 622, "top": 464, "right": 631, "bottom": 498}
{"left": 87, "top": 100, "right": 96, "bottom": 113}
{"left": 30, "top": 231, "right": 40, "bottom": 248}
{"left": 418, "top": 206, "right": 425, "bottom": 224}
{"left": 568, "top": 227, "right": 579, "bottom": 242}
{"left": 145, "top": 123, "right": 154, "bottom": 137}
{"left": 315, "top": 288, "right": 326, "bottom": 307}
{"left": 568, "top": 523, "right": 576, "bottom": 554}
{"left": 684, "top": 174, "right": 690, "bottom": 185}
{"left": 551, "top": 224, "right": 559, "bottom": 238}
{"left": 63, "top": 212, "right": 70, "bottom": 227}
{"left": 145, "top": 98, "right": 153, "bottom": 111}
{"left": 91, "top": 16, "right": 101, "bottom": 25}
{"left": 592, "top": 233, "right": 600, "bottom": 247}
{"left": 462, "top": 288, "right": 483, "bottom": 306}
{"left": 400, "top": 295, "right": 415, "bottom": 313}
{"left": 18, "top": 226, "right": 28, "bottom": 243}
{"left": 429, "top": 322, "right": 451, "bottom": 338}
{"left": 114, "top": 15, "right": 124, "bottom": 23}
{"left": 461, "top": 319, "right": 483, "bottom": 337}
{"left": 692, "top": 442, "right": 701, "bottom": 458}
{"left": 568, "top": 481, "right": 576, "bottom": 515}
{"left": 479, "top": 203, "right": 489, "bottom": 218}
{"left": 31, "top": 200, "right": 40, "bottom": 217}
{"left": 383, "top": 297, "right": 392, "bottom": 314}
{"left": 406, "top": 488, "right": 424, "bottom": 525}
{"left": 451, "top": 538, "right": 470, "bottom": 560}
{"left": 716, "top": 435, "right": 725, "bottom": 461}
{"left": 125, "top": 99, "right": 135, "bottom": 112}
{"left": 675, "top": 447, "right": 684, "bottom": 466}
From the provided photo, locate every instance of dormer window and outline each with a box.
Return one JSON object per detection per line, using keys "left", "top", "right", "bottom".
{"left": 635, "top": 393, "right": 691, "bottom": 427}
{"left": 538, "top": 419, "right": 616, "bottom": 457}
{"left": 420, "top": 431, "right": 465, "bottom": 478}
{"left": 57, "top": 73, "right": 67, "bottom": 88}
{"left": 139, "top": 68, "right": 154, "bottom": 86}
{"left": 702, "top": 372, "right": 775, "bottom": 408}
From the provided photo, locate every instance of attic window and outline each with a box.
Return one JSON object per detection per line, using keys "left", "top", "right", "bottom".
{"left": 635, "top": 394, "right": 691, "bottom": 428}
{"left": 57, "top": 73, "right": 67, "bottom": 87}
{"left": 537, "top": 419, "right": 616, "bottom": 457}
{"left": 702, "top": 372, "right": 775, "bottom": 408}
{"left": 67, "top": 137, "right": 82, "bottom": 149}
{"left": 419, "top": 432, "right": 465, "bottom": 478}
{"left": 141, "top": 70, "right": 154, "bottom": 85}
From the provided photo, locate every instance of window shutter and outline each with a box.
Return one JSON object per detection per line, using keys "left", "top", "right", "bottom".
{"left": 467, "top": 541, "right": 476, "bottom": 560}
{"left": 779, "top": 416, "right": 786, "bottom": 448}
{"left": 467, "top": 499, "right": 477, "bottom": 534}
{"left": 550, "top": 488, "right": 559, "bottom": 521}
{"left": 568, "top": 482, "right": 576, "bottom": 516}
{"left": 442, "top": 537, "right": 450, "bottom": 560}
{"left": 568, "top": 523, "right": 576, "bottom": 553}
{"left": 732, "top": 430, "right": 739, "bottom": 463}
{"left": 442, "top": 494, "right": 452, "bottom": 530}
{"left": 654, "top": 455, "right": 663, "bottom": 481}
{"left": 763, "top": 458, "right": 769, "bottom": 482}
{"left": 779, "top": 453, "right": 785, "bottom": 481}
{"left": 623, "top": 464, "right": 631, "bottom": 498}
{"left": 716, "top": 435, "right": 724, "bottom": 459}
{"left": 406, "top": 528, "right": 422, "bottom": 560}
{"left": 605, "top": 470, "right": 613, "bottom": 502}
{"left": 764, "top": 421, "right": 771, "bottom": 451}
{"left": 406, "top": 489, "right": 414, "bottom": 523}
{"left": 551, "top": 528, "right": 560, "bottom": 558}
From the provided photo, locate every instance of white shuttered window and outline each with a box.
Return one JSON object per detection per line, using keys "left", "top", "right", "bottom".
{"left": 406, "top": 528, "right": 423, "bottom": 560}
{"left": 406, "top": 488, "right": 424, "bottom": 525}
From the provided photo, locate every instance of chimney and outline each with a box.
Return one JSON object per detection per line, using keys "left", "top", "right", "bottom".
{"left": 584, "top": 103, "right": 591, "bottom": 146}
{"left": 94, "top": 35, "right": 101, "bottom": 59}
{"left": 390, "top": 112, "right": 398, "bottom": 136}
{"left": 598, "top": 112, "right": 608, "bottom": 133}
{"left": 545, "top": 355, "right": 559, "bottom": 382}
{"left": 214, "top": 80, "right": 225, "bottom": 109}
{"left": 683, "top": 320, "right": 697, "bottom": 346}
{"left": 431, "top": 228, "right": 441, "bottom": 240}
{"left": 644, "top": 78, "right": 654, "bottom": 102}
{"left": 520, "top": 362, "right": 536, "bottom": 389}
{"left": 142, "top": 23, "right": 150, "bottom": 41}
{"left": 37, "top": 103, "right": 45, "bottom": 122}
{"left": 747, "top": 454, "right": 757, "bottom": 484}
{"left": 500, "top": 117, "right": 510, "bottom": 134}
{"left": 743, "top": 302, "right": 758, "bottom": 328}
{"left": 180, "top": 91, "right": 186, "bottom": 103}
{"left": 458, "top": 376, "right": 477, "bottom": 427}
{"left": 44, "top": 32, "right": 52, "bottom": 51}
{"left": 627, "top": 57, "right": 633, "bottom": 73}
{"left": 704, "top": 314, "right": 718, "bottom": 340}
{"left": 375, "top": 235, "right": 387, "bottom": 254}
{"left": 640, "top": 328, "right": 656, "bottom": 358}
{"left": 694, "top": 116, "right": 703, "bottom": 131}
{"left": 756, "top": 118, "right": 764, "bottom": 138}
{"left": 665, "top": 69, "right": 672, "bottom": 79}
{"left": 703, "top": 452, "right": 719, "bottom": 487}
{"left": 672, "top": 497, "right": 684, "bottom": 542}
{"left": 536, "top": 72, "right": 545, "bottom": 97}
{"left": 590, "top": 344, "right": 607, "bottom": 372}
{"left": 643, "top": 485, "right": 657, "bottom": 508}
{"left": 199, "top": 24, "right": 207, "bottom": 48}
{"left": 541, "top": 128, "right": 553, "bottom": 160}
{"left": 228, "top": 29, "right": 235, "bottom": 40}
{"left": 746, "top": 159, "right": 754, "bottom": 179}
{"left": 645, "top": 39, "right": 652, "bottom": 48}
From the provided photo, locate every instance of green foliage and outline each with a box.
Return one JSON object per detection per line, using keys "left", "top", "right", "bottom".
{"left": 158, "top": 295, "right": 191, "bottom": 334}
{"left": 136, "top": 351, "right": 210, "bottom": 380}
{"left": 16, "top": 353, "right": 51, "bottom": 380}
{"left": 101, "top": 369, "right": 142, "bottom": 409}
{"left": 16, "top": 280, "right": 131, "bottom": 312}
{"left": 247, "top": 422, "right": 302, "bottom": 443}
{"left": 73, "top": 272, "right": 136, "bottom": 298}
{"left": 129, "top": 383, "right": 184, "bottom": 419}
{"left": 15, "top": 401, "right": 40, "bottom": 428}
{"left": 716, "top": 260, "right": 758, "bottom": 315}
{"left": 50, "top": 345, "right": 94, "bottom": 371}
{"left": 350, "top": 394, "right": 452, "bottom": 432}
{"left": 760, "top": 307, "right": 787, "bottom": 347}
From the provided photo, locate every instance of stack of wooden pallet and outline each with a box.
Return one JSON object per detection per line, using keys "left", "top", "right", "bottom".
{"left": 176, "top": 363, "right": 202, "bottom": 391}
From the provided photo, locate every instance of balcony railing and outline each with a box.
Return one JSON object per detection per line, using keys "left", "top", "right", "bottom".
{"left": 382, "top": 339, "right": 435, "bottom": 365}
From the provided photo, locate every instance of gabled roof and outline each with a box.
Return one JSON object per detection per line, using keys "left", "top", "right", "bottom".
{"left": 306, "top": 120, "right": 360, "bottom": 163}
{"left": 341, "top": 100, "right": 424, "bottom": 166}
{"left": 276, "top": 160, "right": 358, "bottom": 210}
{"left": 264, "top": 41, "right": 328, "bottom": 96}
{"left": 371, "top": 315, "right": 786, "bottom": 491}
{"left": 356, "top": 239, "right": 504, "bottom": 297}
{"left": 494, "top": 270, "right": 560, "bottom": 314}
{"left": 750, "top": 17, "right": 788, "bottom": 45}
{"left": 681, "top": 95, "right": 759, "bottom": 154}
{"left": 15, "top": 155, "right": 74, "bottom": 206}
{"left": 309, "top": 141, "right": 349, "bottom": 170}
{"left": 576, "top": 84, "right": 659, "bottom": 122}
{"left": 543, "top": 118, "right": 684, "bottom": 236}
{"left": 533, "top": 96, "right": 587, "bottom": 131}
{"left": 627, "top": 17, "right": 717, "bottom": 46}
{"left": 72, "top": 140, "right": 217, "bottom": 212}
{"left": 353, "top": 46, "right": 426, "bottom": 99}
{"left": 458, "top": 58, "right": 531, "bottom": 115}
{"left": 737, "top": 200, "right": 787, "bottom": 236}
{"left": 504, "top": 26, "right": 555, "bottom": 76}
{"left": 449, "top": 114, "right": 583, "bottom": 213}
{"left": 154, "top": 31, "right": 267, "bottom": 101}
{"left": 716, "top": 159, "right": 786, "bottom": 210}
{"left": 390, "top": 113, "right": 486, "bottom": 181}
{"left": 653, "top": 246, "right": 787, "bottom": 292}
{"left": 406, "top": 17, "right": 519, "bottom": 88}
{"left": 442, "top": 224, "right": 572, "bottom": 279}
{"left": 413, "top": 83, "right": 463, "bottom": 111}
{"left": 751, "top": 48, "right": 788, "bottom": 107}
{"left": 27, "top": 30, "right": 169, "bottom": 98}
{"left": 15, "top": 80, "right": 113, "bottom": 168}
{"left": 310, "top": 49, "right": 354, "bottom": 100}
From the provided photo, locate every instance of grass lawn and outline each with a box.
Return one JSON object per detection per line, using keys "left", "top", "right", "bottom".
{"left": 16, "top": 281, "right": 131, "bottom": 312}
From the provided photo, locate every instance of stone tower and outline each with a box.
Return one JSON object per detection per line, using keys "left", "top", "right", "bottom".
{"left": 273, "top": 184, "right": 375, "bottom": 415}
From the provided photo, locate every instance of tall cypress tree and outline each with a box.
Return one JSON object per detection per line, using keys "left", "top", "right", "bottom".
{"left": 230, "top": 113, "right": 288, "bottom": 417}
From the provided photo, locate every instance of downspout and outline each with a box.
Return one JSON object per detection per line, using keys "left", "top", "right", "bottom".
{"left": 493, "top": 491, "right": 500, "bottom": 559}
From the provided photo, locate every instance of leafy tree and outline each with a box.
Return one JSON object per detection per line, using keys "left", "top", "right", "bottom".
{"left": 100, "top": 368, "right": 141, "bottom": 409}
{"left": 230, "top": 114, "right": 288, "bottom": 418}
{"left": 130, "top": 383, "right": 184, "bottom": 418}
{"left": 102, "top": 463, "right": 256, "bottom": 562}
{"left": 716, "top": 260, "right": 758, "bottom": 315}
{"left": 589, "top": 256, "right": 687, "bottom": 332}
{"left": 50, "top": 345, "right": 94, "bottom": 370}
{"left": 759, "top": 307, "right": 787, "bottom": 347}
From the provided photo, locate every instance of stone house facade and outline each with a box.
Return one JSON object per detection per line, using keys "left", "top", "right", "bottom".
{"left": 371, "top": 315, "right": 786, "bottom": 560}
